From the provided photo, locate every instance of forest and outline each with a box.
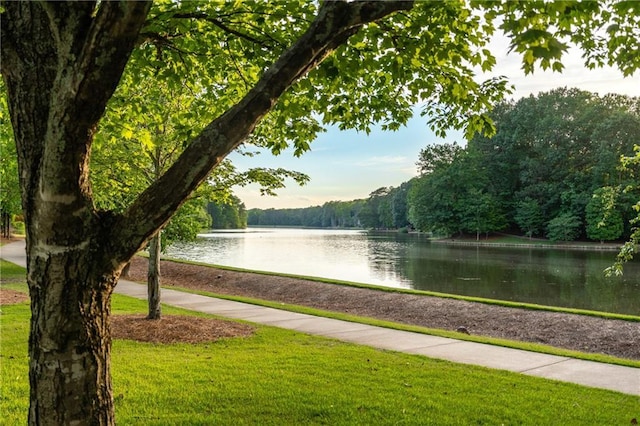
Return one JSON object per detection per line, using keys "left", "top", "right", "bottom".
{"left": 247, "top": 89, "right": 640, "bottom": 242}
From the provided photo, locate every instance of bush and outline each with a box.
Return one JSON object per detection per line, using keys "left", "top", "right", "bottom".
{"left": 586, "top": 188, "right": 623, "bottom": 242}
{"left": 546, "top": 213, "right": 582, "bottom": 242}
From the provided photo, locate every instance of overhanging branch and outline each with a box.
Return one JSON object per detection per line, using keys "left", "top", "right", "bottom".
{"left": 72, "top": 1, "right": 153, "bottom": 131}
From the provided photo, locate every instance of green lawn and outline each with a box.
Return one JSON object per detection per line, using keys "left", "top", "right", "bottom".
{"left": 2, "top": 294, "right": 639, "bottom": 425}
{"left": 0, "top": 259, "right": 26, "bottom": 283}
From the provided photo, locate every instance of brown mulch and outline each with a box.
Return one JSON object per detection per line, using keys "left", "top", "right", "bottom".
{"left": 0, "top": 290, "right": 255, "bottom": 345}
{"left": 0, "top": 288, "right": 29, "bottom": 305}
{"left": 0, "top": 238, "right": 254, "bottom": 344}
{"left": 111, "top": 315, "right": 254, "bottom": 344}
{"left": 0, "top": 235, "right": 20, "bottom": 245}
{"left": 125, "top": 256, "right": 640, "bottom": 360}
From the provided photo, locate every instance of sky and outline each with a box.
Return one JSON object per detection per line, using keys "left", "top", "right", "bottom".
{"left": 229, "top": 34, "right": 640, "bottom": 210}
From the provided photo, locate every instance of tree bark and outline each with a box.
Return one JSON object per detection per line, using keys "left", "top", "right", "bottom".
{"left": 28, "top": 250, "right": 116, "bottom": 425}
{"left": 147, "top": 232, "right": 162, "bottom": 319}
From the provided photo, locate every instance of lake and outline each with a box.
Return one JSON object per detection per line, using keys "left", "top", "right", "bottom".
{"left": 165, "top": 227, "right": 640, "bottom": 315}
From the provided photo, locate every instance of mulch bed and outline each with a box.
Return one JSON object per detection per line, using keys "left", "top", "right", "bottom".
{"left": 111, "top": 315, "right": 254, "bottom": 344}
{"left": 0, "top": 288, "right": 29, "bottom": 305}
{"left": 0, "top": 290, "right": 255, "bottom": 344}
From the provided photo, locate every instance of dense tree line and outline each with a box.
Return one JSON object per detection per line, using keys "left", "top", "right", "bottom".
{"left": 250, "top": 89, "right": 640, "bottom": 243}
{"left": 247, "top": 183, "right": 414, "bottom": 229}
{"left": 207, "top": 195, "right": 248, "bottom": 229}
{"left": 409, "top": 88, "right": 640, "bottom": 241}
{"left": 248, "top": 199, "right": 365, "bottom": 228}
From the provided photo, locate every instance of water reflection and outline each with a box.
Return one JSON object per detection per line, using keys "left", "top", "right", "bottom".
{"left": 166, "top": 228, "right": 640, "bottom": 315}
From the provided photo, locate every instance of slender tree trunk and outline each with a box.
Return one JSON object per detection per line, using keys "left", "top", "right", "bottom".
{"left": 147, "top": 231, "right": 162, "bottom": 319}
{"left": 1, "top": 212, "right": 9, "bottom": 238}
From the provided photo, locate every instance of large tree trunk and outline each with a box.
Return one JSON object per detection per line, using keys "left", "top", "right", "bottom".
{"left": 28, "top": 249, "right": 117, "bottom": 424}
{"left": 147, "top": 232, "right": 162, "bottom": 319}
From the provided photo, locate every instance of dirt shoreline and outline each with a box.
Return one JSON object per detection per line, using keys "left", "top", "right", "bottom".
{"left": 126, "top": 256, "right": 640, "bottom": 361}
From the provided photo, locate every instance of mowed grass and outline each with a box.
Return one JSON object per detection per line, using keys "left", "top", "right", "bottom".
{"left": 2, "top": 293, "right": 639, "bottom": 425}
{"left": 0, "top": 259, "right": 27, "bottom": 284}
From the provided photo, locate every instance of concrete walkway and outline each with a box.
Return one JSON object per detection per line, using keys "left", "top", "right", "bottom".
{"left": 2, "top": 240, "right": 639, "bottom": 396}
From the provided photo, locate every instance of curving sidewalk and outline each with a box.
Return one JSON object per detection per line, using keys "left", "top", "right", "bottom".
{"left": 2, "top": 240, "right": 638, "bottom": 396}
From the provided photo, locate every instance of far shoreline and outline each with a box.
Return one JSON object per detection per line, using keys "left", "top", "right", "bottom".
{"left": 430, "top": 238, "right": 623, "bottom": 251}
{"left": 241, "top": 226, "right": 627, "bottom": 252}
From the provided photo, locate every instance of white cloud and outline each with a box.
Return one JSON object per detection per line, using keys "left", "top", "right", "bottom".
{"left": 480, "top": 34, "right": 640, "bottom": 98}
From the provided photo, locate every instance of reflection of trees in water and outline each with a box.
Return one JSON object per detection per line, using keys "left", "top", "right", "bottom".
{"left": 365, "top": 232, "right": 433, "bottom": 285}
{"left": 170, "top": 231, "right": 639, "bottom": 314}
{"left": 366, "top": 238, "right": 408, "bottom": 283}
{"left": 396, "top": 242, "right": 638, "bottom": 314}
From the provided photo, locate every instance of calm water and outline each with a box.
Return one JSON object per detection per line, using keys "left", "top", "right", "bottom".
{"left": 166, "top": 227, "right": 640, "bottom": 315}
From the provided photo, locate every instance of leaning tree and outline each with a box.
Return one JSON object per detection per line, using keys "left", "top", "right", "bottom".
{"left": 1, "top": 1, "right": 637, "bottom": 424}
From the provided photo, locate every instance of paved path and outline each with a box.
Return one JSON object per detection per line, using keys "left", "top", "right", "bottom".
{"left": 2, "top": 240, "right": 639, "bottom": 396}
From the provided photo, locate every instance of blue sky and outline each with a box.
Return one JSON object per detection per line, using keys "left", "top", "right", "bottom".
{"left": 229, "top": 113, "right": 453, "bottom": 209}
{"left": 230, "top": 36, "right": 640, "bottom": 210}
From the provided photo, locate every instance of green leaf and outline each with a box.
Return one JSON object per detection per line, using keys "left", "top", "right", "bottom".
{"left": 121, "top": 127, "right": 134, "bottom": 140}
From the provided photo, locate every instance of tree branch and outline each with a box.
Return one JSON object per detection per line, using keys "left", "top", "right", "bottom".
{"left": 39, "top": 2, "right": 154, "bottom": 246}
{"left": 112, "top": 0, "right": 414, "bottom": 262}
{"left": 70, "top": 2, "right": 153, "bottom": 134}
{"left": 171, "top": 12, "right": 274, "bottom": 48}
